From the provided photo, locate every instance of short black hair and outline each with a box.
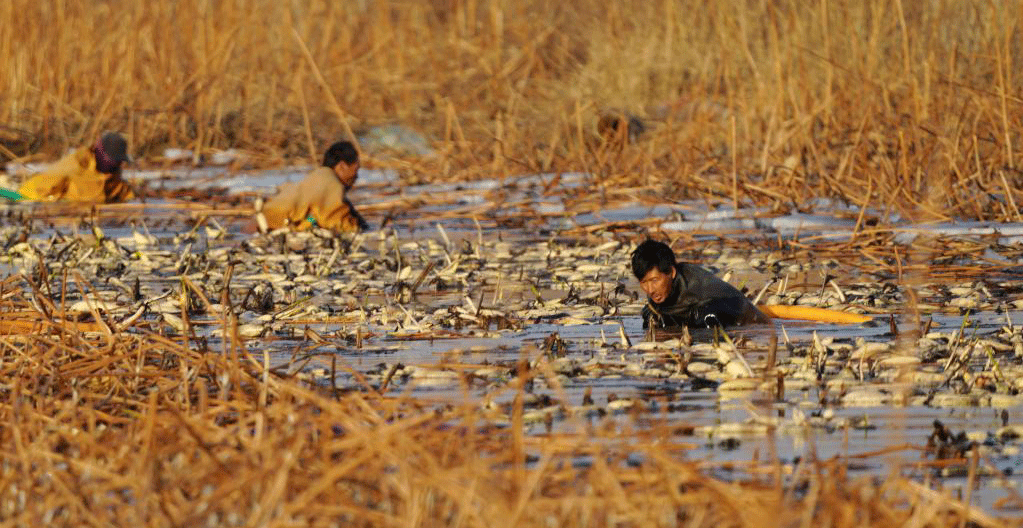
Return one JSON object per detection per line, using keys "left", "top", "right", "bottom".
{"left": 322, "top": 141, "right": 359, "bottom": 167}
{"left": 631, "top": 239, "right": 676, "bottom": 279}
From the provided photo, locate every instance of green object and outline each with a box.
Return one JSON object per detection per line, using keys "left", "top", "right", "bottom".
{"left": 306, "top": 215, "right": 317, "bottom": 226}
{"left": 0, "top": 188, "right": 23, "bottom": 202}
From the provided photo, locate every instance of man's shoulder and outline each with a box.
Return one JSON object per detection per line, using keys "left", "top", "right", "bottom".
{"left": 41, "top": 147, "right": 92, "bottom": 174}
{"left": 305, "top": 166, "right": 341, "bottom": 183}
{"left": 70, "top": 146, "right": 94, "bottom": 165}
{"left": 23, "top": 147, "right": 91, "bottom": 182}
{"left": 676, "top": 261, "right": 749, "bottom": 302}
{"left": 266, "top": 167, "right": 332, "bottom": 202}
{"left": 676, "top": 261, "right": 717, "bottom": 280}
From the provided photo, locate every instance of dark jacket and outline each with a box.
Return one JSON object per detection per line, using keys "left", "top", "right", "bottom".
{"left": 642, "top": 262, "right": 769, "bottom": 329}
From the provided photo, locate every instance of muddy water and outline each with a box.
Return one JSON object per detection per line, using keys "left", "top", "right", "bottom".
{"left": 6, "top": 165, "right": 1023, "bottom": 515}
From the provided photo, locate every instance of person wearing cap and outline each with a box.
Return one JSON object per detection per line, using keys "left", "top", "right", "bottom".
{"left": 631, "top": 239, "right": 769, "bottom": 329}
{"left": 256, "top": 140, "right": 369, "bottom": 233}
{"left": 18, "top": 132, "right": 135, "bottom": 203}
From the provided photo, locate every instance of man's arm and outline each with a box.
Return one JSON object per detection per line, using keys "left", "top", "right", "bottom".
{"left": 690, "top": 296, "right": 748, "bottom": 327}
{"left": 641, "top": 304, "right": 654, "bottom": 329}
{"left": 346, "top": 198, "right": 370, "bottom": 231}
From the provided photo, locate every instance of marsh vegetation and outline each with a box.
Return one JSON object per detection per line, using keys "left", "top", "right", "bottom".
{"left": 3, "top": 1, "right": 1023, "bottom": 525}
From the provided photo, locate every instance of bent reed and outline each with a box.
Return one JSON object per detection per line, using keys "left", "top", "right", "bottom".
{"left": 2, "top": 0, "right": 1022, "bottom": 221}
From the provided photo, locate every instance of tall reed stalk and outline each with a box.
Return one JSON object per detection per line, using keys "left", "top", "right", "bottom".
{"left": 1, "top": 0, "right": 1021, "bottom": 220}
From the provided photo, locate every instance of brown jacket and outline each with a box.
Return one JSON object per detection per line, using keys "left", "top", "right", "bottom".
{"left": 18, "top": 147, "right": 134, "bottom": 203}
{"left": 260, "top": 166, "right": 366, "bottom": 232}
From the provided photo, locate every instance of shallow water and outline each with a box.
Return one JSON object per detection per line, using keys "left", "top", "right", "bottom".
{"left": 5, "top": 164, "right": 1023, "bottom": 516}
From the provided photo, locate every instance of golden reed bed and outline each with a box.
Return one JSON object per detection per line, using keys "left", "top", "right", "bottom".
{"left": 0, "top": 275, "right": 1011, "bottom": 526}
{"left": 2, "top": 0, "right": 1022, "bottom": 223}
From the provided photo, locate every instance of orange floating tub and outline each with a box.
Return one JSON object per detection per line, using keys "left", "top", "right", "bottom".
{"left": 757, "top": 304, "right": 872, "bottom": 324}
{"left": 0, "top": 310, "right": 107, "bottom": 335}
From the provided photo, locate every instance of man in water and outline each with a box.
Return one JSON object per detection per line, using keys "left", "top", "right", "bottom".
{"left": 18, "top": 132, "right": 135, "bottom": 203}
{"left": 257, "top": 140, "right": 369, "bottom": 233}
{"left": 631, "top": 239, "right": 769, "bottom": 329}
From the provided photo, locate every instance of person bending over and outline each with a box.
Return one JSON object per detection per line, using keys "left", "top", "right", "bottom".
{"left": 631, "top": 239, "right": 769, "bottom": 329}
{"left": 18, "top": 132, "right": 134, "bottom": 203}
{"left": 258, "top": 140, "right": 369, "bottom": 233}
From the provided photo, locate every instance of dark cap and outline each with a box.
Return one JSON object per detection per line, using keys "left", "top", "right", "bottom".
{"left": 95, "top": 132, "right": 131, "bottom": 167}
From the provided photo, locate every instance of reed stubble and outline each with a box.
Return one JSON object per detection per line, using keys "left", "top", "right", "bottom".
{"left": 0, "top": 276, "right": 1008, "bottom": 527}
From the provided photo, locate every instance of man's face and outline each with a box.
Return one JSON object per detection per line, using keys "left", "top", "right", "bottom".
{"left": 639, "top": 266, "right": 675, "bottom": 304}
{"left": 335, "top": 161, "right": 360, "bottom": 189}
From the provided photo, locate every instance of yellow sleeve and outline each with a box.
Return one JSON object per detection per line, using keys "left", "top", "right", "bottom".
{"left": 17, "top": 147, "right": 133, "bottom": 203}
{"left": 17, "top": 148, "right": 90, "bottom": 201}
{"left": 19, "top": 173, "right": 69, "bottom": 201}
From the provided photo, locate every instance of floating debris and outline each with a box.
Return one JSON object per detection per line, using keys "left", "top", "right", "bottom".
{"left": 5, "top": 170, "right": 1023, "bottom": 517}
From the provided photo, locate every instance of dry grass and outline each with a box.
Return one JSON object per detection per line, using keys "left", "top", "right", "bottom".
{"left": 0, "top": 275, "right": 1013, "bottom": 527}
{"left": 4, "top": 4, "right": 1023, "bottom": 523}
{"left": 1, "top": 0, "right": 1022, "bottom": 221}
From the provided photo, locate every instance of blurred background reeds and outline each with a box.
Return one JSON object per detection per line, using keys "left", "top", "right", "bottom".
{"left": 1, "top": 0, "right": 1022, "bottom": 220}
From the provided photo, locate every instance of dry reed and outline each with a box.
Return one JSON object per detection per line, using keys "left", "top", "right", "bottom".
{"left": 0, "top": 275, "right": 1014, "bottom": 527}
{"left": 1, "top": 0, "right": 1021, "bottom": 222}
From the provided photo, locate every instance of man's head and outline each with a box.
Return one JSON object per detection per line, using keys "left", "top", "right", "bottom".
{"left": 322, "top": 141, "right": 360, "bottom": 189}
{"left": 631, "top": 239, "right": 677, "bottom": 304}
{"left": 93, "top": 132, "right": 130, "bottom": 175}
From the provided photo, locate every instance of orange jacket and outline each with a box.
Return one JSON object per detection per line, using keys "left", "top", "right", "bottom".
{"left": 260, "top": 166, "right": 365, "bottom": 232}
{"left": 18, "top": 147, "right": 134, "bottom": 203}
